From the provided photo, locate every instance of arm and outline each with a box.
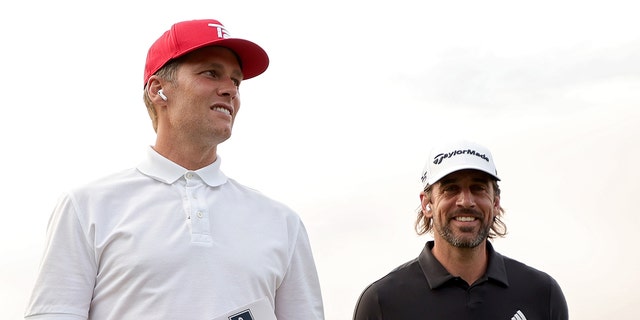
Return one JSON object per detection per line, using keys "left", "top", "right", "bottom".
{"left": 25, "top": 194, "right": 96, "bottom": 319}
{"left": 274, "top": 221, "right": 324, "bottom": 320}
{"left": 353, "top": 283, "right": 383, "bottom": 320}
{"left": 549, "top": 277, "right": 569, "bottom": 320}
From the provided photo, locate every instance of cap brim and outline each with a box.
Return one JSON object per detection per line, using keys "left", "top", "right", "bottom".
{"left": 427, "top": 165, "right": 500, "bottom": 186}
{"left": 179, "top": 38, "right": 269, "bottom": 80}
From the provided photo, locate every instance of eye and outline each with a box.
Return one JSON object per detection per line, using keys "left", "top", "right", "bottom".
{"left": 470, "top": 184, "right": 488, "bottom": 193}
{"left": 442, "top": 185, "right": 460, "bottom": 194}
{"left": 202, "top": 70, "right": 240, "bottom": 87}
{"left": 203, "top": 70, "right": 219, "bottom": 79}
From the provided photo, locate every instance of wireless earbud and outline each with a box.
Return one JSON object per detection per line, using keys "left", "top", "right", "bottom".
{"left": 158, "top": 89, "right": 168, "bottom": 101}
{"left": 426, "top": 204, "right": 431, "bottom": 212}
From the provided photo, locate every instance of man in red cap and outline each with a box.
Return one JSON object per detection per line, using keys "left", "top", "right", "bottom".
{"left": 25, "top": 19, "right": 324, "bottom": 320}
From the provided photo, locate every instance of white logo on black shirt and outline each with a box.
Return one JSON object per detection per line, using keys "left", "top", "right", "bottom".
{"left": 511, "top": 309, "right": 527, "bottom": 320}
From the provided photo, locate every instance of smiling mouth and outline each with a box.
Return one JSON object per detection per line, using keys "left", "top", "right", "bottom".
{"left": 454, "top": 216, "right": 477, "bottom": 222}
{"left": 211, "top": 106, "right": 231, "bottom": 116}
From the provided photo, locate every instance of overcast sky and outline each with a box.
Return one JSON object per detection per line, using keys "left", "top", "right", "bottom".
{"left": 2, "top": 0, "right": 639, "bottom": 319}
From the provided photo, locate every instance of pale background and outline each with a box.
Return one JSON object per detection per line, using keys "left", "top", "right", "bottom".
{"left": 2, "top": 0, "right": 639, "bottom": 319}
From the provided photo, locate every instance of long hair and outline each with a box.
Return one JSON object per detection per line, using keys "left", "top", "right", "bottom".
{"left": 414, "top": 179, "right": 507, "bottom": 238}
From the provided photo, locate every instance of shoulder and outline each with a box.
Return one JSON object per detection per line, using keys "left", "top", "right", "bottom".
{"left": 60, "top": 169, "right": 140, "bottom": 209}
{"left": 360, "top": 257, "right": 423, "bottom": 296}
{"left": 502, "top": 255, "right": 551, "bottom": 278}
{"left": 501, "top": 254, "right": 563, "bottom": 290}
{"left": 46, "top": 168, "right": 142, "bottom": 229}
{"left": 354, "top": 258, "right": 424, "bottom": 318}
{"left": 497, "top": 253, "right": 569, "bottom": 317}
{"left": 222, "top": 179, "right": 314, "bottom": 252}
{"left": 72, "top": 168, "right": 141, "bottom": 192}
{"left": 226, "top": 178, "right": 298, "bottom": 211}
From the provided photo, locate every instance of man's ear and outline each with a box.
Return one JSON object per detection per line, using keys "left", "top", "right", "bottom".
{"left": 419, "top": 191, "right": 433, "bottom": 217}
{"left": 490, "top": 195, "right": 501, "bottom": 222}
{"left": 146, "top": 76, "right": 166, "bottom": 104}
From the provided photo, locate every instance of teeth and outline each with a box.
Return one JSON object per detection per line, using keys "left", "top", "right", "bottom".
{"left": 455, "top": 217, "right": 476, "bottom": 222}
{"left": 212, "top": 107, "right": 231, "bottom": 115}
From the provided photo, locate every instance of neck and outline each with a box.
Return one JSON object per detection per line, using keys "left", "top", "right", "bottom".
{"left": 153, "top": 141, "right": 217, "bottom": 171}
{"left": 431, "top": 239, "right": 489, "bottom": 285}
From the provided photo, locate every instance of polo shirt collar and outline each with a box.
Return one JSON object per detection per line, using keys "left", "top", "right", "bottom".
{"left": 418, "top": 240, "right": 509, "bottom": 289}
{"left": 137, "top": 146, "right": 228, "bottom": 187}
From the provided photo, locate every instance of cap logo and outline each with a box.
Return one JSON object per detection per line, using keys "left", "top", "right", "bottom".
{"left": 433, "top": 149, "right": 489, "bottom": 165}
{"left": 207, "top": 23, "right": 231, "bottom": 39}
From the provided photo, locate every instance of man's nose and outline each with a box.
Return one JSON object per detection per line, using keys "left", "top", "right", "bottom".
{"left": 217, "top": 78, "right": 239, "bottom": 98}
{"left": 456, "top": 189, "right": 476, "bottom": 208}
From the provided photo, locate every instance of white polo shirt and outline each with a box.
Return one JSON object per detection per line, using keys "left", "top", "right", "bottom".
{"left": 25, "top": 147, "right": 324, "bottom": 320}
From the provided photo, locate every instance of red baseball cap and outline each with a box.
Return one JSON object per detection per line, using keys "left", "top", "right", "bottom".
{"left": 143, "top": 19, "right": 269, "bottom": 87}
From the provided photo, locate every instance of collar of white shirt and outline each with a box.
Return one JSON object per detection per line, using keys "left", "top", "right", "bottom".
{"left": 137, "top": 146, "right": 228, "bottom": 187}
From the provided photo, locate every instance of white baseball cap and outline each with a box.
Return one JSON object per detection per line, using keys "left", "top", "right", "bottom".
{"left": 420, "top": 140, "right": 500, "bottom": 188}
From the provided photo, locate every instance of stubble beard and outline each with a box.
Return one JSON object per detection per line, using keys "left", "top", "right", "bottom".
{"left": 435, "top": 218, "right": 491, "bottom": 248}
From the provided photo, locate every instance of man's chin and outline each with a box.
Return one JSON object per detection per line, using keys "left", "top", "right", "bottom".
{"left": 447, "top": 233, "right": 487, "bottom": 248}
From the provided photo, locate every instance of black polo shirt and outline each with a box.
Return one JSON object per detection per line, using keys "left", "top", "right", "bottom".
{"left": 353, "top": 241, "right": 568, "bottom": 320}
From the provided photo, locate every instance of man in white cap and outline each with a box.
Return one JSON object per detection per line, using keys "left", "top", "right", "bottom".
{"left": 25, "top": 19, "right": 324, "bottom": 320}
{"left": 353, "top": 140, "right": 568, "bottom": 319}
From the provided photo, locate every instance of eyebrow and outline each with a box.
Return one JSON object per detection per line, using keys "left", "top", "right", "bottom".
{"left": 472, "top": 177, "right": 491, "bottom": 184}
{"left": 439, "top": 178, "right": 457, "bottom": 186}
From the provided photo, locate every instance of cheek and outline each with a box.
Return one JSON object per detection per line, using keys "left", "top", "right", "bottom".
{"left": 232, "top": 99, "right": 241, "bottom": 116}
{"left": 432, "top": 200, "right": 452, "bottom": 217}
